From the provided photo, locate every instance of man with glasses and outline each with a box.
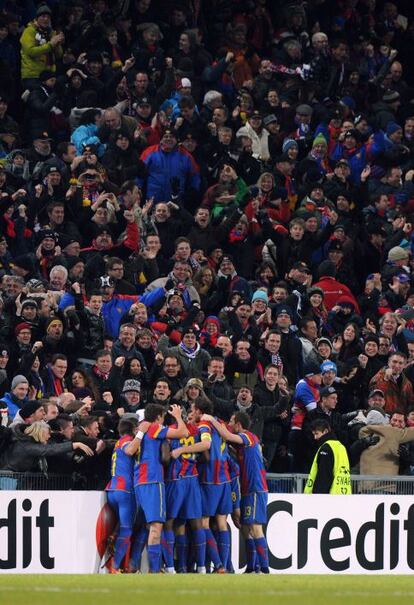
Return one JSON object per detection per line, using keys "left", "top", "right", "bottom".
{"left": 378, "top": 335, "right": 392, "bottom": 362}
{"left": 150, "top": 354, "right": 184, "bottom": 396}
{"left": 146, "top": 259, "right": 200, "bottom": 305}
{"left": 106, "top": 257, "right": 136, "bottom": 295}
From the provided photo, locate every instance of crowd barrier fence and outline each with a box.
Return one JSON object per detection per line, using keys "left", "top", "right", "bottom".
{"left": 1, "top": 471, "right": 414, "bottom": 494}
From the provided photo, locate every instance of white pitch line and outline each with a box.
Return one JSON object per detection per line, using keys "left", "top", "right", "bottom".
{"left": 0, "top": 586, "right": 413, "bottom": 599}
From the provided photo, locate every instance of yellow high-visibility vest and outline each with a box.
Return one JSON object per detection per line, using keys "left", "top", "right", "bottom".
{"left": 304, "top": 439, "right": 352, "bottom": 494}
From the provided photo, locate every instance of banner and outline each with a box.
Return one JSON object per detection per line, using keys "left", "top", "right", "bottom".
{"left": 1, "top": 491, "right": 413, "bottom": 574}
{"left": 0, "top": 491, "right": 104, "bottom": 573}
{"left": 262, "top": 495, "right": 414, "bottom": 574}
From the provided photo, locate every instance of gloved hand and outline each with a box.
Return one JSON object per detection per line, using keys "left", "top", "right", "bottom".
{"left": 398, "top": 443, "right": 413, "bottom": 464}
{"left": 361, "top": 434, "right": 380, "bottom": 449}
{"left": 165, "top": 277, "right": 175, "bottom": 291}
{"left": 65, "top": 309, "right": 80, "bottom": 329}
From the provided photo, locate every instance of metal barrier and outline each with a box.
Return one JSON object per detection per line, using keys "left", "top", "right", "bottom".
{"left": 266, "top": 473, "right": 306, "bottom": 494}
{"left": 1, "top": 471, "right": 414, "bottom": 494}
{"left": 349, "top": 475, "right": 414, "bottom": 495}
{"left": 0, "top": 471, "right": 102, "bottom": 491}
{"left": 266, "top": 472, "right": 414, "bottom": 494}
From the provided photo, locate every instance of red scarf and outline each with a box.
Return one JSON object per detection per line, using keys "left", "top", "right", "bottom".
{"left": 93, "top": 365, "right": 109, "bottom": 381}
{"left": 47, "top": 365, "right": 66, "bottom": 396}
{"left": 4, "top": 215, "right": 32, "bottom": 239}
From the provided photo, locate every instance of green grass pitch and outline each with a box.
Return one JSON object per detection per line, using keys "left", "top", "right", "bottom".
{"left": 1, "top": 575, "right": 414, "bottom": 605}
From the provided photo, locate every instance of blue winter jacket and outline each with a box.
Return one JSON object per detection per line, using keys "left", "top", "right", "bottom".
{"left": 59, "top": 288, "right": 166, "bottom": 339}
{"left": 0, "top": 392, "right": 27, "bottom": 420}
{"left": 138, "top": 145, "right": 200, "bottom": 202}
{"left": 330, "top": 132, "right": 384, "bottom": 183}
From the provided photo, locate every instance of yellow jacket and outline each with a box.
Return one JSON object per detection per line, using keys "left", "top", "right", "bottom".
{"left": 20, "top": 22, "right": 63, "bottom": 80}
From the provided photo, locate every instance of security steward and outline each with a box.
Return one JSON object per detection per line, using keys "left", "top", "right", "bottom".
{"left": 304, "top": 418, "right": 352, "bottom": 494}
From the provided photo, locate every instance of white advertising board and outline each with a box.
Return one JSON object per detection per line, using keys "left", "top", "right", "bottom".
{"left": 1, "top": 492, "right": 413, "bottom": 574}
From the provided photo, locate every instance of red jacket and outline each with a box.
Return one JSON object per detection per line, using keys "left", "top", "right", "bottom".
{"left": 313, "top": 276, "right": 360, "bottom": 313}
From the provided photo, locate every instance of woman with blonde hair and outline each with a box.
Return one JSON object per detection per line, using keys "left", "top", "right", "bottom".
{"left": 25, "top": 420, "right": 50, "bottom": 442}
{"left": 0, "top": 419, "right": 93, "bottom": 473}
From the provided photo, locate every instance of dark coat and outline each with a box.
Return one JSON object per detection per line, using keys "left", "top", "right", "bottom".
{"left": 25, "top": 85, "right": 64, "bottom": 139}
{"left": 102, "top": 143, "right": 147, "bottom": 186}
{"left": 0, "top": 424, "right": 72, "bottom": 472}
{"left": 253, "top": 382, "right": 290, "bottom": 443}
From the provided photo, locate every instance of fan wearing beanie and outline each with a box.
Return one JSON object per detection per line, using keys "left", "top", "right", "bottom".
{"left": 0, "top": 375, "right": 29, "bottom": 421}
{"left": 309, "top": 133, "right": 329, "bottom": 168}
{"left": 383, "top": 246, "right": 410, "bottom": 284}
{"left": 251, "top": 289, "right": 271, "bottom": 324}
{"left": 387, "top": 246, "right": 409, "bottom": 264}
{"left": 20, "top": 4, "right": 64, "bottom": 84}
{"left": 10, "top": 401, "right": 45, "bottom": 427}
{"left": 304, "top": 286, "right": 327, "bottom": 330}
{"left": 282, "top": 138, "right": 299, "bottom": 160}
{"left": 290, "top": 359, "right": 322, "bottom": 472}
{"left": 385, "top": 122, "right": 403, "bottom": 142}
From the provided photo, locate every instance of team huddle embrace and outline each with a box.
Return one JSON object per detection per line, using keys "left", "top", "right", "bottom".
{"left": 105, "top": 400, "right": 269, "bottom": 574}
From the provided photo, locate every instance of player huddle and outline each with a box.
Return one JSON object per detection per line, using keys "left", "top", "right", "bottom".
{"left": 105, "top": 400, "right": 269, "bottom": 574}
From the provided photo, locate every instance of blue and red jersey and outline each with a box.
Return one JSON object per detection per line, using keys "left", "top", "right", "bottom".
{"left": 235, "top": 431, "right": 268, "bottom": 496}
{"left": 227, "top": 453, "right": 240, "bottom": 480}
{"left": 166, "top": 423, "right": 199, "bottom": 482}
{"left": 106, "top": 435, "right": 134, "bottom": 492}
{"left": 134, "top": 423, "right": 169, "bottom": 486}
{"left": 291, "top": 378, "right": 319, "bottom": 430}
{"left": 197, "top": 419, "right": 231, "bottom": 485}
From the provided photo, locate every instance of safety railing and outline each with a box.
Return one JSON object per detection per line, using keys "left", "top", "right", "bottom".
{"left": 1, "top": 471, "right": 414, "bottom": 494}
{"left": 266, "top": 473, "right": 414, "bottom": 494}
{"left": 0, "top": 471, "right": 102, "bottom": 491}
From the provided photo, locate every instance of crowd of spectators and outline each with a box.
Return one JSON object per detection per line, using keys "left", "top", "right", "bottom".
{"left": 1, "top": 0, "right": 414, "bottom": 487}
